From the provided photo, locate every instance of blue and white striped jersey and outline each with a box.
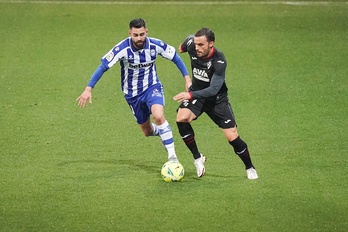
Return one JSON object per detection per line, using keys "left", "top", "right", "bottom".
{"left": 101, "top": 37, "right": 176, "bottom": 99}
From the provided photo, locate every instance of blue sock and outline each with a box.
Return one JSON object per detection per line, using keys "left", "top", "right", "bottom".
{"left": 158, "top": 121, "right": 175, "bottom": 156}
{"left": 152, "top": 123, "right": 159, "bottom": 136}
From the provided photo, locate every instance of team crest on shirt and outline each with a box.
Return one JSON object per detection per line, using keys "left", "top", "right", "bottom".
{"left": 207, "top": 61, "right": 212, "bottom": 69}
{"left": 106, "top": 52, "right": 114, "bottom": 62}
{"left": 150, "top": 49, "right": 156, "bottom": 57}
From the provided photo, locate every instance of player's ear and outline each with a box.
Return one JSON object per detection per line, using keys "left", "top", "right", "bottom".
{"left": 128, "top": 29, "right": 131, "bottom": 36}
{"left": 209, "top": 41, "right": 214, "bottom": 48}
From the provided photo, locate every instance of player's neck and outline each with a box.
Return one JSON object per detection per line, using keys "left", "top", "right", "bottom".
{"left": 204, "top": 47, "right": 215, "bottom": 59}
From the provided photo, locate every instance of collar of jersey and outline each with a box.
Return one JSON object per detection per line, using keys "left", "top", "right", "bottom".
{"left": 204, "top": 47, "right": 215, "bottom": 60}
{"left": 129, "top": 37, "right": 150, "bottom": 52}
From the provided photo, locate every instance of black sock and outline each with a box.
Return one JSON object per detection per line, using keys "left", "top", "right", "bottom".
{"left": 177, "top": 122, "right": 201, "bottom": 159}
{"left": 229, "top": 136, "right": 254, "bottom": 169}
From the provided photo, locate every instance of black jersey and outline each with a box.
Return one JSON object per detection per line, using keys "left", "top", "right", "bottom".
{"left": 180, "top": 35, "right": 228, "bottom": 99}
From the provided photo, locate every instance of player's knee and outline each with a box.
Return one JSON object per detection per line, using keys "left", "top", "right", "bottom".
{"left": 226, "top": 131, "right": 239, "bottom": 142}
{"left": 152, "top": 113, "right": 165, "bottom": 125}
{"left": 176, "top": 109, "right": 195, "bottom": 123}
{"left": 176, "top": 114, "right": 192, "bottom": 123}
{"left": 224, "top": 127, "right": 238, "bottom": 142}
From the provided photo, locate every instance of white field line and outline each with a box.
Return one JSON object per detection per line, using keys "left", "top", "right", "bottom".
{"left": 0, "top": 0, "right": 347, "bottom": 6}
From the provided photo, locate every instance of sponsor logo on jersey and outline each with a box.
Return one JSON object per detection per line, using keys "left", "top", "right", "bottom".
{"left": 191, "top": 57, "right": 197, "bottom": 60}
{"left": 129, "top": 61, "right": 155, "bottom": 69}
{"left": 187, "top": 39, "right": 193, "bottom": 46}
{"left": 193, "top": 67, "right": 209, "bottom": 82}
{"left": 217, "top": 60, "right": 225, "bottom": 64}
{"left": 106, "top": 52, "right": 114, "bottom": 62}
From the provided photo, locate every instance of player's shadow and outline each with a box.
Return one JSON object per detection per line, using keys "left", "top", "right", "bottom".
{"left": 57, "top": 159, "right": 241, "bottom": 180}
{"left": 182, "top": 173, "right": 238, "bottom": 182}
{"left": 57, "top": 158, "right": 161, "bottom": 175}
{"left": 118, "top": 159, "right": 160, "bottom": 174}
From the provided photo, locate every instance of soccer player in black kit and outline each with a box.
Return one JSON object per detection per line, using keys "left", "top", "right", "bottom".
{"left": 173, "top": 28, "right": 258, "bottom": 179}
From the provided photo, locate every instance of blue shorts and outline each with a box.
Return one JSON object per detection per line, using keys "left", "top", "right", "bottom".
{"left": 126, "top": 84, "right": 165, "bottom": 124}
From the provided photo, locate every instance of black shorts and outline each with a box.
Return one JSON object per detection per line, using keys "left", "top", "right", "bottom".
{"left": 178, "top": 94, "right": 236, "bottom": 129}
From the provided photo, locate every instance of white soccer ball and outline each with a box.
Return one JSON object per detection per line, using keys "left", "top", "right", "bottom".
{"left": 161, "top": 161, "right": 184, "bottom": 182}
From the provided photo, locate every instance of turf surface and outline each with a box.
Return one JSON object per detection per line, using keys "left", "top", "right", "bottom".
{"left": 1, "top": 1, "right": 347, "bottom": 231}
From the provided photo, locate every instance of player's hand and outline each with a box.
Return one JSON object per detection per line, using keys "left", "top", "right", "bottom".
{"left": 173, "top": 92, "right": 191, "bottom": 103}
{"left": 76, "top": 87, "right": 92, "bottom": 108}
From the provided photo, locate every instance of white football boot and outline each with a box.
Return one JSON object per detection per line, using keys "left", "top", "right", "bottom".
{"left": 165, "top": 142, "right": 178, "bottom": 162}
{"left": 246, "top": 167, "right": 258, "bottom": 179}
{"left": 194, "top": 154, "right": 206, "bottom": 178}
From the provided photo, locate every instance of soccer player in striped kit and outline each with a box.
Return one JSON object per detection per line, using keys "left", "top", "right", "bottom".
{"left": 173, "top": 28, "right": 258, "bottom": 179}
{"left": 76, "top": 18, "right": 190, "bottom": 162}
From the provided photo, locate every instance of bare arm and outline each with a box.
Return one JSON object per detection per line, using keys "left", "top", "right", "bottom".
{"left": 184, "top": 75, "right": 192, "bottom": 92}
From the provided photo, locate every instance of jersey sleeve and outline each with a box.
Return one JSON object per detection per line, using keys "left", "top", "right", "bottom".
{"left": 160, "top": 43, "right": 176, "bottom": 60}
{"left": 212, "top": 58, "right": 227, "bottom": 81}
{"left": 101, "top": 39, "right": 128, "bottom": 68}
{"left": 190, "top": 72, "right": 224, "bottom": 99}
{"left": 87, "top": 63, "right": 108, "bottom": 88}
{"left": 171, "top": 52, "right": 189, "bottom": 77}
{"left": 152, "top": 38, "right": 176, "bottom": 60}
{"left": 180, "top": 35, "right": 194, "bottom": 53}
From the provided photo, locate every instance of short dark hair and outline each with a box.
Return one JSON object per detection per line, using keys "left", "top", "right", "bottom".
{"left": 195, "top": 27, "right": 215, "bottom": 43}
{"left": 129, "top": 18, "right": 146, "bottom": 29}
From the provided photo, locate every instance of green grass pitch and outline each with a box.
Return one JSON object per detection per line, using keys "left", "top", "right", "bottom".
{"left": 0, "top": 0, "right": 347, "bottom": 231}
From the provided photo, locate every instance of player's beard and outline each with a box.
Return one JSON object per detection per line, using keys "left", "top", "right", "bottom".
{"left": 197, "top": 48, "right": 212, "bottom": 58}
{"left": 196, "top": 51, "right": 204, "bottom": 57}
{"left": 133, "top": 39, "right": 145, "bottom": 49}
{"left": 197, "top": 51, "right": 207, "bottom": 58}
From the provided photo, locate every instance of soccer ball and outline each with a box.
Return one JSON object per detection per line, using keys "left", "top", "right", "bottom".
{"left": 161, "top": 161, "right": 184, "bottom": 182}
